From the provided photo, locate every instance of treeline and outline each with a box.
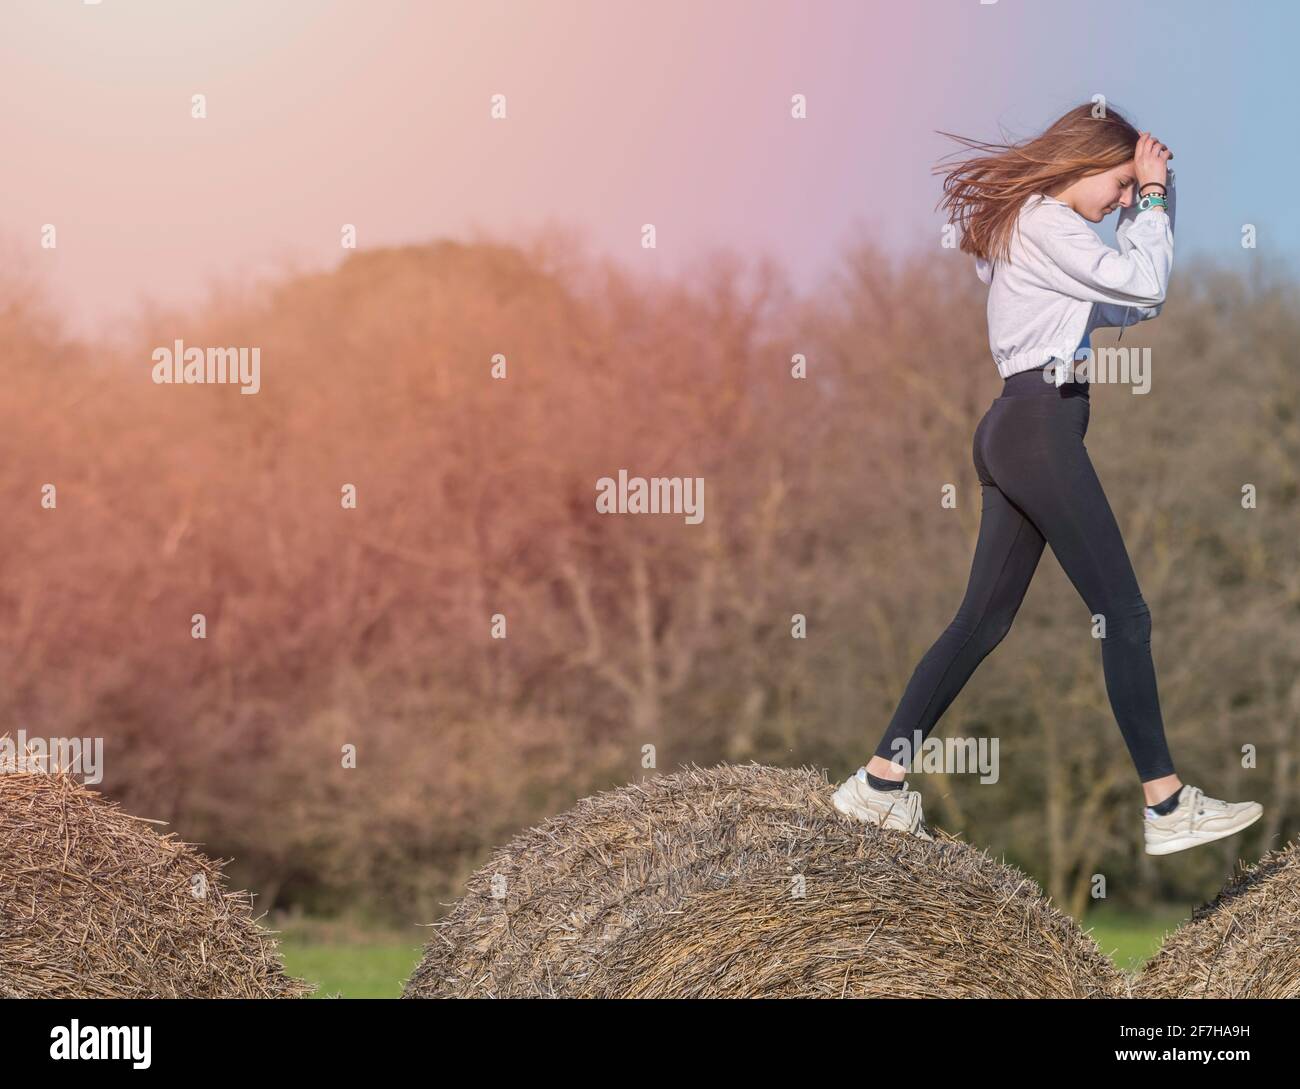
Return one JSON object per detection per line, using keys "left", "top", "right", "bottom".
{"left": 3, "top": 236, "right": 1297, "bottom": 921}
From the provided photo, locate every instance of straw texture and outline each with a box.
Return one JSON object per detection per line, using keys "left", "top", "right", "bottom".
{"left": 0, "top": 767, "right": 311, "bottom": 998}
{"left": 404, "top": 762, "right": 1126, "bottom": 998}
{"left": 1134, "top": 840, "right": 1300, "bottom": 999}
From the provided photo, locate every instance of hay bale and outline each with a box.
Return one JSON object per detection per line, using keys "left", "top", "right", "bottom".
{"left": 0, "top": 767, "right": 311, "bottom": 998}
{"left": 404, "top": 762, "right": 1125, "bottom": 998}
{"left": 1133, "top": 840, "right": 1300, "bottom": 999}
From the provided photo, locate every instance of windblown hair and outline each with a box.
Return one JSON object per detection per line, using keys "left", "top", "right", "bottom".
{"left": 934, "top": 103, "right": 1142, "bottom": 266}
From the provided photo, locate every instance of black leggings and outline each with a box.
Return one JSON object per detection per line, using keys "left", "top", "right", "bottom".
{"left": 872, "top": 362, "right": 1177, "bottom": 783}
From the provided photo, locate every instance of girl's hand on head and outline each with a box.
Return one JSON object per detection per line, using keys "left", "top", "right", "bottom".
{"left": 1135, "top": 132, "right": 1173, "bottom": 193}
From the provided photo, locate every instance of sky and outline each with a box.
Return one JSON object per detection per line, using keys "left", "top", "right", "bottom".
{"left": 1, "top": 0, "right": 1295, "bottom": 338}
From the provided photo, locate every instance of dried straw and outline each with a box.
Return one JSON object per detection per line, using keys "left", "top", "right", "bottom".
{"left": 0, "top": 766, "right": 311, "bottom": 998}
{"left": 1133, "top": 840, "right": 1300, "bottom": 999}
{"left": 403, "top": 762, "right": 1125, "bottom": 998}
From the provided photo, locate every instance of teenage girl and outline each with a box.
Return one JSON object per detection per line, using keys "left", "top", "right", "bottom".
{"left": 832, "top": 104, "right": 1262, "bottom": 856}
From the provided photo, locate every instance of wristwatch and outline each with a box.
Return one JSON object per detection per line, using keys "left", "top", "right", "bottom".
{"left": 1138, "top": 191, "right": 1168, "bottom": 212}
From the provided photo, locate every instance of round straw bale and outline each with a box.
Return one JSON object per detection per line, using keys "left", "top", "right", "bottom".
{"left": 0, "top": 768, "right": 311, "bottom": 998}
{"left": 1133, "top": 840, "right": 1300, "bottom": 998}
{"left": 404, "top": 762, "right": 1125, "bottom": 998}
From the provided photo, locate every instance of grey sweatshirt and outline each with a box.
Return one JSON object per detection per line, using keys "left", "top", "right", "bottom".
{"left": 975, "top": 168, "right": 1176, "bottom": 377}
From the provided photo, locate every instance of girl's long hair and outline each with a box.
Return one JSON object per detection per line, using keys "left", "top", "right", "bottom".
{"left": 934, "top": 102, "right": 1142, "bottom": 266}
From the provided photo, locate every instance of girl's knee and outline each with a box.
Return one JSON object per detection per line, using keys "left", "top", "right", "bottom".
{"left": 1101, "top": 598, "right": 1152, "bottom": 644}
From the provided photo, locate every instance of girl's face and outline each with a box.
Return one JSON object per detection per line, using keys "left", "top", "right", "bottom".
{"left": 1051, "top": 160, "right": 1139, "bottom": 223}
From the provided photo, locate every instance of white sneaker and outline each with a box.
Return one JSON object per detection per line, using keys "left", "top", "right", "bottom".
{"left": 1143, "top": 784, "right": 1262, "bottom": 856}
{"left": 832, "top": 768, "right": 933, "bottom": 841}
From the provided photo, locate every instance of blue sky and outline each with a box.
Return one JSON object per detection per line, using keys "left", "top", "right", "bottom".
{"left": 1, "top": 0, "right": 1293, "bottom": 331}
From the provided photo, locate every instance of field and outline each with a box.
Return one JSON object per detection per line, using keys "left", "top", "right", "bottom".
{"left": 273, "top": 917, "right": 426, "bottom": 1000}
{"left": 273, "top": 905, "right": 1195, "bottom": 998}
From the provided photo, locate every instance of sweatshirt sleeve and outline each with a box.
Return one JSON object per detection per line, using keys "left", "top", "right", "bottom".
{"left": 1091, "top": 169, "right": 1177, "bottom": 331}
{"left": 1021, "top": 175, "right": 1174, "bottom": 310}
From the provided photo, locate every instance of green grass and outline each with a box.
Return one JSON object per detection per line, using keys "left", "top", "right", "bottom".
{"left": 279, "top": 939, "right": 423, "bottom": 998}
{"left": 1081, "top": 903, "right": 1193, "bottom": 974}
{"left": 269, "top": 905, "right": 1195, "bottom": 997}
{"left": 271, "top": 916, "right": 425, "bottom": 999}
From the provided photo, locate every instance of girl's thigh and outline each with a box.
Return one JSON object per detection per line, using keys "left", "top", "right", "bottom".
{"left": 989, "top": 406, "right": 1141, "bottom": 610}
